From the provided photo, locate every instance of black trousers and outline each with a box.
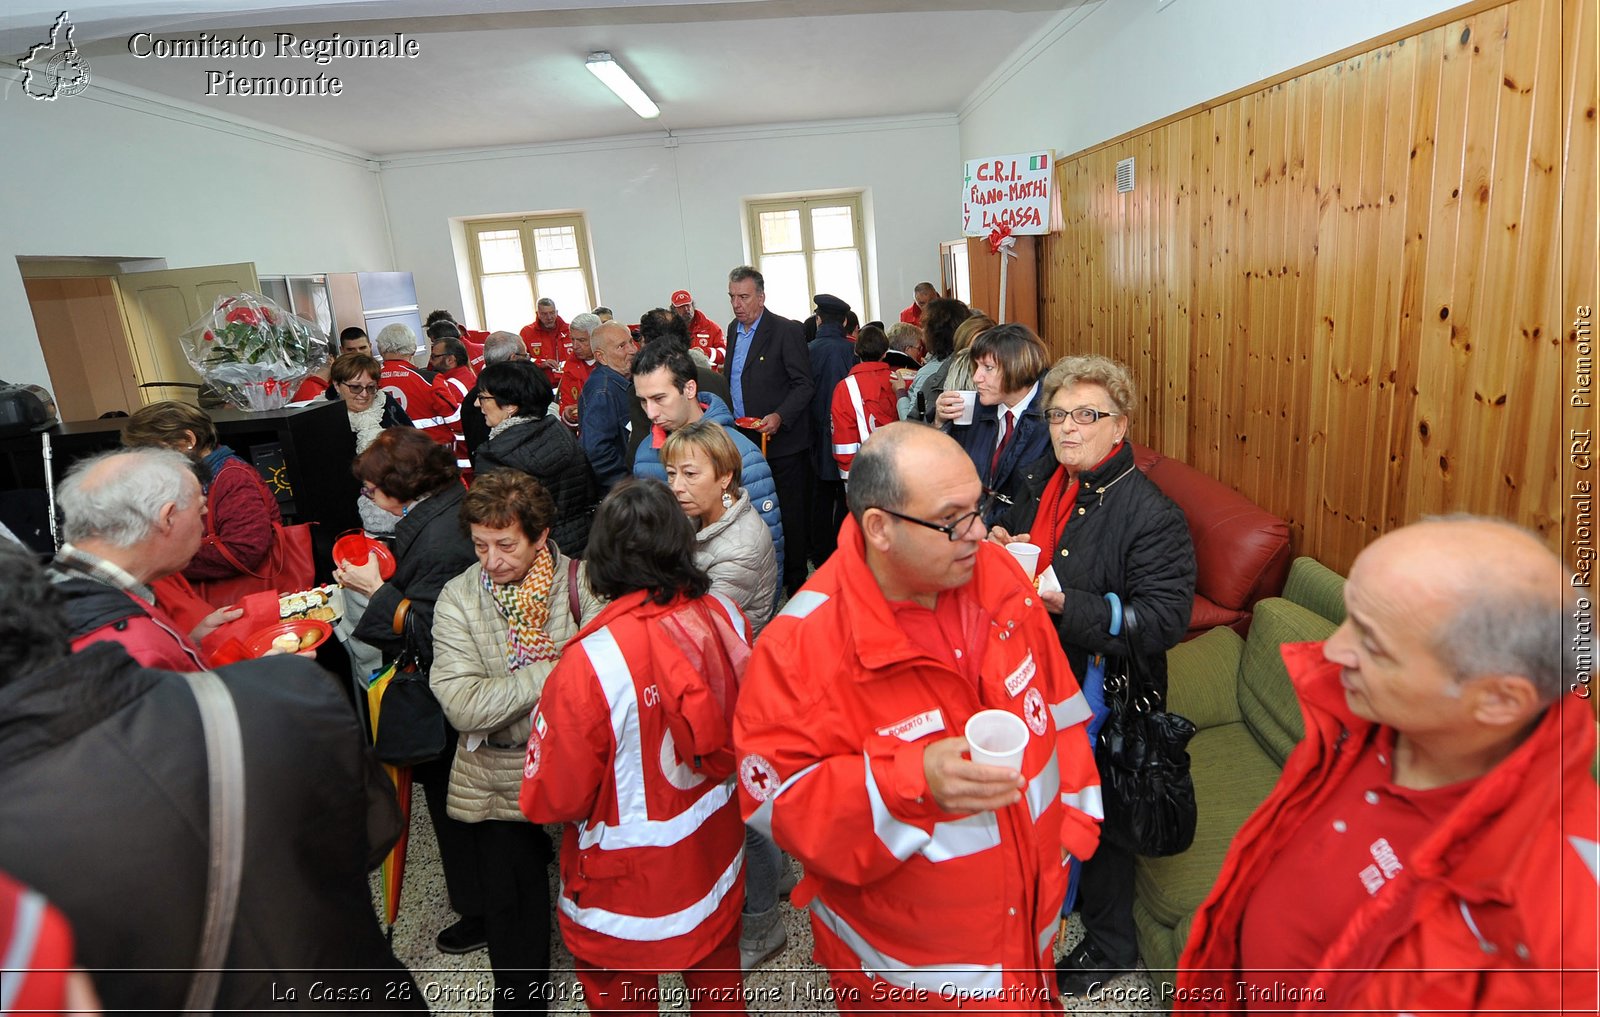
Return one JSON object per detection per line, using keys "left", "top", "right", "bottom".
{"left": 767, "top": 450, "right": 813, "bottom": 595}
{"left": 468, "top": 820, "right": 554, "bottom": 1014}
{"left": 1078, "top": 839, "right": 1139, "bottom": 966}
{"left": 413, "top": 748, "right": 484, "bottom": 921}
{"left": 808, "top": 476, "right": 848, "bottom": 569}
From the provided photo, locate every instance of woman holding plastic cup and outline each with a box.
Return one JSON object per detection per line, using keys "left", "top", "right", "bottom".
{"left": 987, "top": 353, "right": 1196, "bottom": 994}
{"left": 935, "top": 323, "right": 1052, "bottom": 521}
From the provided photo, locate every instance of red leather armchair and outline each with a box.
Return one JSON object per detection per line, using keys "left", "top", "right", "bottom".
{"left": 1131, "top": 443, "right": 1291, "bottom": 637}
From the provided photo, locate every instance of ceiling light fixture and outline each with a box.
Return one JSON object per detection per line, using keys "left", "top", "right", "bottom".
{"left": 585, "top": 51, "right": 660, "bottom": 119}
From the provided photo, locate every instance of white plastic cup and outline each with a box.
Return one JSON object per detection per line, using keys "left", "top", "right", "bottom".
{"left": 955, "top": 390, "right": 978, "bottom": 425}
{"left": 1005, "top": 541, "right": 1041, "bottom": 579}
{"left": 965, "top": 710, "right": 1028, "bottom": 771}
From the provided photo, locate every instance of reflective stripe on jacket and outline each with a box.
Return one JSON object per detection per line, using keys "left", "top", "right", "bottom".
{"left": 734, "top": 517, "right": 1102, "bottom": 1006}
{"left": 521, "top": 590, "right": 749, "bottom": 971}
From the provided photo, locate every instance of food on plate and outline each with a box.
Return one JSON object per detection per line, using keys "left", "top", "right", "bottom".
{"left": 271, "top": 633, "right": 301, "bottom": 654}
{"left": 279, "top": 584, "right": 338, "bottom": 622}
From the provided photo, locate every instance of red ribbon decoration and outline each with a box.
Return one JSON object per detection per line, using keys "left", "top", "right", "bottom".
{"left": 987, "top": 223, "right": 1013, "bottom": 253}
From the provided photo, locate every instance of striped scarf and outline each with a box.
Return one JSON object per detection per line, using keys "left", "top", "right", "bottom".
{"left": 481, "top": 548, "right": 561, "bottom": 671}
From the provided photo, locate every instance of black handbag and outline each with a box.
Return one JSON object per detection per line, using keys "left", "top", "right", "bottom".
{"left": 1094, "top": 608, "right": 1199, "bottom": 857}
{"left": 373, "top": 607, "right": 449, "bottom": 767}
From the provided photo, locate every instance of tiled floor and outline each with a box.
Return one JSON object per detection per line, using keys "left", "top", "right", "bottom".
{"left": 376, "top": 784, "right": 1164, "bottom": 1014}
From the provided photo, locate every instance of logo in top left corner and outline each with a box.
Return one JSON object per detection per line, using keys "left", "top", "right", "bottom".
{"left": 20, "top": 12, "right": 92, "bottom": 101}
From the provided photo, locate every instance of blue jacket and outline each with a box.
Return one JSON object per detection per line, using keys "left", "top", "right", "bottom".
{"left": 634, "top": 392, "right": 785, "bottom": 583}
{"left": 945, "top": 381, "right": 1050, "bottom": 522}
{"left": 807, "top": 326, "right": 857, "bottom": 480}
{"left": 578, "top": 364, "right": 634, "bottom": 491}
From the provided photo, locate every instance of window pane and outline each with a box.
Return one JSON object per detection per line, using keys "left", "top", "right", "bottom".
{"left": 951, "top": 244, "right": 970, "bottom": 303}
{"left": 477, "top": 230, "right": 525, "bottom": 273}
{"left": 810, "top": 205, "right": 855, "bottom": 250}
{"left": 532, "top": 226, "right": 580, "bottom": 271}
{"left": 758, "top": 210, "right": 803, "bottom": 254}
{"left": 812, "top": 250, "right": 864, "bottom": 316}
{"left": 482, "top": 274, "right": 534, "bottom": 332}
{"left": 758, "top": 253, "right": 809, "bottom": 321}
{"left": 535, "top": 270, "right": 590, "bottom": 318}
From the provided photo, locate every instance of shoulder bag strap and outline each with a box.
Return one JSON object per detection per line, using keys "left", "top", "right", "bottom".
{"left": 567, "top": 556, "right": 581, "bottom": 622}
{"left": 179, "top": 670, "right": 247, "bottom": 1016}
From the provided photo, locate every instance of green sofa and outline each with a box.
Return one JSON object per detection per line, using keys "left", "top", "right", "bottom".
{"left": 1130, "top": 556, "right": 1348, "bottom": 976}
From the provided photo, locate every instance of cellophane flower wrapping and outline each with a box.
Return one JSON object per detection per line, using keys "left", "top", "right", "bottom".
{"left": 180, "top": 293, "right": 329, "bottom": 411}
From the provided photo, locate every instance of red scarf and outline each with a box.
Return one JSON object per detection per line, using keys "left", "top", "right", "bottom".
{"left": 1030, "top": 441, "right": 1125, "bottom": 554}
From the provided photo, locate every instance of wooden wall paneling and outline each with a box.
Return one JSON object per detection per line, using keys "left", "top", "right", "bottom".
{"left": 1285, "top": 71, "right": 1326, "bottom": 550}
{"left": 1385, "top": 25, "right": 1448, "bottom": 534}
{"left": 1476, "top": 0, "right": 1551, "bottom": 528}
{"left": 1044, "top": 0, "right": 1578, "bottom": 572}
{"left": 1408, "top": 11, "right": 1478, "bottom": 537}
{"left": 1561, "top": 0, "right": 1597, "bottom": 560}
{"left": 1363, "top": 37, "right": 1419, "bottom": 551}
{"left": 1165, "top": 121, "right": 1196, "bottom": 462}
{"left": 1445, "top": 4, "right": 1514, "bottom": 523}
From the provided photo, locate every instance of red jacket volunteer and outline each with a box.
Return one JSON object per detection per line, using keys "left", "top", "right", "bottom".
{"left": 685, "top": 310, "right": 726, "bottom": 368}
{"left": 520, "top": 317, "right": 571, "bottom": 364}
{"left": 1177, "top": 643, "right": 1599, "bottom": 1014}
{"left": 830, "top": 361, "right": 899, "bottom": 480}
{"left": 734, "top": 519, "right": 1103, "bottom": 1010}
{"left": 380, "top": 360, "right": 464, "bottom": 452}
{"left": 520, "top": 589, "right": 749, "bottom": 973}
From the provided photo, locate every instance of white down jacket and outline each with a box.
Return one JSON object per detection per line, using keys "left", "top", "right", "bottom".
{"left": 429, "top": 546, "right": 604, "bottom": 823}
{"left": 694, "top": 487, "right": 778, "bottom": 635}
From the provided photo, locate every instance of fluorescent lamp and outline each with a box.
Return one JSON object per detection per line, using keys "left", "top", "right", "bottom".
{"left": 585, "top": 51, "right": 660, "bottom": 119}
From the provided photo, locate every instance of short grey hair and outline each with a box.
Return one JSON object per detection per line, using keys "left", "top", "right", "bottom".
{"left": 846, "top": 427, "right": 911, "bottom": 524}
{"left": 484, "top": 331, "right": 525, "bottom": 364}
{"left": 536, "top": 297, "right": 556, "bottom": 310}
{"left": 569, "top": 312, "right": 602, "bottom": 335}
{"left": 375, "top": 322, "right": 418, "bottom": 357}
{"left": 1424, "top": 514, "right": 1569, "bottom": 703}
{"left": 886, "top": 322, "right": 922, "bottom": 352}
{"left": 58, "top": 447, "right": 196, "bottom": 548}
{"left": 728, "top": 265, "right": 764, "bottom": 291}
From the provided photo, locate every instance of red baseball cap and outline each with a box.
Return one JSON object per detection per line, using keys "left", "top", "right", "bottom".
{"left": 670, "top": 289, "right": 693, "bottom": 306}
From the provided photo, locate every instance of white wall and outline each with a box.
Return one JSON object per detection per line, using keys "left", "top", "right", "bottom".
{"left": 959, "top": 0, "right": 1465, "bottom": 159}
{"left": 0, "top": 78, "right": 392, "bottom": 390}
{"left": 379, "top": 115, "right": 961, "bottom": 331}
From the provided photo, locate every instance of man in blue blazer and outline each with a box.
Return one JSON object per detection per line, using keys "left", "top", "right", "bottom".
{"left": 723, "top": 265, "right": 814, "bottom": 594}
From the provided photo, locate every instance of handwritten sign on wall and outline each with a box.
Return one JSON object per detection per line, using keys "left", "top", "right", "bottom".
{"left": 961, "top": 151, "right": 1055, "bottom": 236}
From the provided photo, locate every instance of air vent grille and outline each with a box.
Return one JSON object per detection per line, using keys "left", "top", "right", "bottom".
{"left": 1116, "top": 157, "right": 1135, "bottom": 194}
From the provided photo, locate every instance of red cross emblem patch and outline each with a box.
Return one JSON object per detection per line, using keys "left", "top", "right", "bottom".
{"left": 740, "top": 753, "right": 779, "bottom": 802}
{"left": 1024, "top": 687, "right": 1049, "bottom": 736}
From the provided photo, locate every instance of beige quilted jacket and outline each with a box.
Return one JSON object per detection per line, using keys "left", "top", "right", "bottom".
{"left": 429, "top": 549, "right": 604, "bottom": 823}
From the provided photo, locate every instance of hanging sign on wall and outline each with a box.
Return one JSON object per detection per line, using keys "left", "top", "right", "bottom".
{"left": 961, "top": 150, "right": 1058, "bottom": 236}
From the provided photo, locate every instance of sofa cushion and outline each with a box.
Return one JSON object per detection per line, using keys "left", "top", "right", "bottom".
{"left": 1132, "top": 444, "right": 1291, "bottom": 616}
{"left": 1281, "top": 555, "right": 1347, "bottom": 625}
{"left": 1189, "top": 593, "right": 1248, "bottom": 635}
{"left": 1134, "top": 721, "right": 1282, "bottom": 926}
{"left": 1166, "top": 625, "right": 1246, "bottom": 730}
{"left": 1238, "top": 598, "right": 1338, "bottom": 766}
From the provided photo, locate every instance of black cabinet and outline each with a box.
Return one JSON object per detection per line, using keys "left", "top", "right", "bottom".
{"left": 0, "top": 400, "right": 359, "bottom": 578}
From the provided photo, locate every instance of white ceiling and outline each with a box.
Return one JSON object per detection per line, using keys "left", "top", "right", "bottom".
{"left": 4, "top": 1, "right": 1079, "bottom": 156}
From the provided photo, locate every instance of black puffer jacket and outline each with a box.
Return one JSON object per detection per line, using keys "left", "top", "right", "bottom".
{"left": 0, "top": 643, "right": 419, "bottom": 1012}
{"left": 355, "top": 481, "right": 477, "bottom": 660}
{"left": 472, "top": 415, "right": 599, "bottom": 557}
{"left": 1001, "top": 441, "right": 1195, "bottom": 694}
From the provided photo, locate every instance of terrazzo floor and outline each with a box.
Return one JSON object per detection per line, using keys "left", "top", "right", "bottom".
{"left": 372, "top": 782, "right": 1166, "bottom": 1015}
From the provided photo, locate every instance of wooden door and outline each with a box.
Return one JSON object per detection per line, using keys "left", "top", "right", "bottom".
{"left": 964, "top": 235, "right": 1037, "bottom": 332}
{"left": 24, "top": 276, "right": 145, "bottom": 419}
{"left": 113, "top": 263, "right": 259, "bottom": 404}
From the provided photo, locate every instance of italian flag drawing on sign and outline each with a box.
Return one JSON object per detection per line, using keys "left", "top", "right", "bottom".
{"left": 1030, "top": 155, "right": 1048, "bottom": 170}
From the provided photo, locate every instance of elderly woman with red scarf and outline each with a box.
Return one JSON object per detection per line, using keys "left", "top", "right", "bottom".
{"left": 988, "top": 353, "right": 1196, "bottom": 995}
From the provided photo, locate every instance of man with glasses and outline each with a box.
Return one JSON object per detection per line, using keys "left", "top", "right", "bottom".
{"left": 734, "top": 422, "right": 1104, "bottom": 1010}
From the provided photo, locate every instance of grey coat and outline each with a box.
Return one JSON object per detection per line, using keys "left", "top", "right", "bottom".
{"left": 694, "top": 488, "right": 778, "bottom": 634}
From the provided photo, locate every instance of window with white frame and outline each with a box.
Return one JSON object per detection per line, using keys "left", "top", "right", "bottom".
{"left": 746, "top": 195, "right": 867, "bottom": 322}
{"left": 466, "top": 215, "right": 595, "bottom": 332}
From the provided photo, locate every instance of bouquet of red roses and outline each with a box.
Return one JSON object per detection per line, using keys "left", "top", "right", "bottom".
{"left": 180, "top": 293, "right": 329, "bottom": 411}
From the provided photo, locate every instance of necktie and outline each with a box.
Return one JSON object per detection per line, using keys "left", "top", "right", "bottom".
{"left": 990, "top": 409, "right": 1015, "bottom": 477}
